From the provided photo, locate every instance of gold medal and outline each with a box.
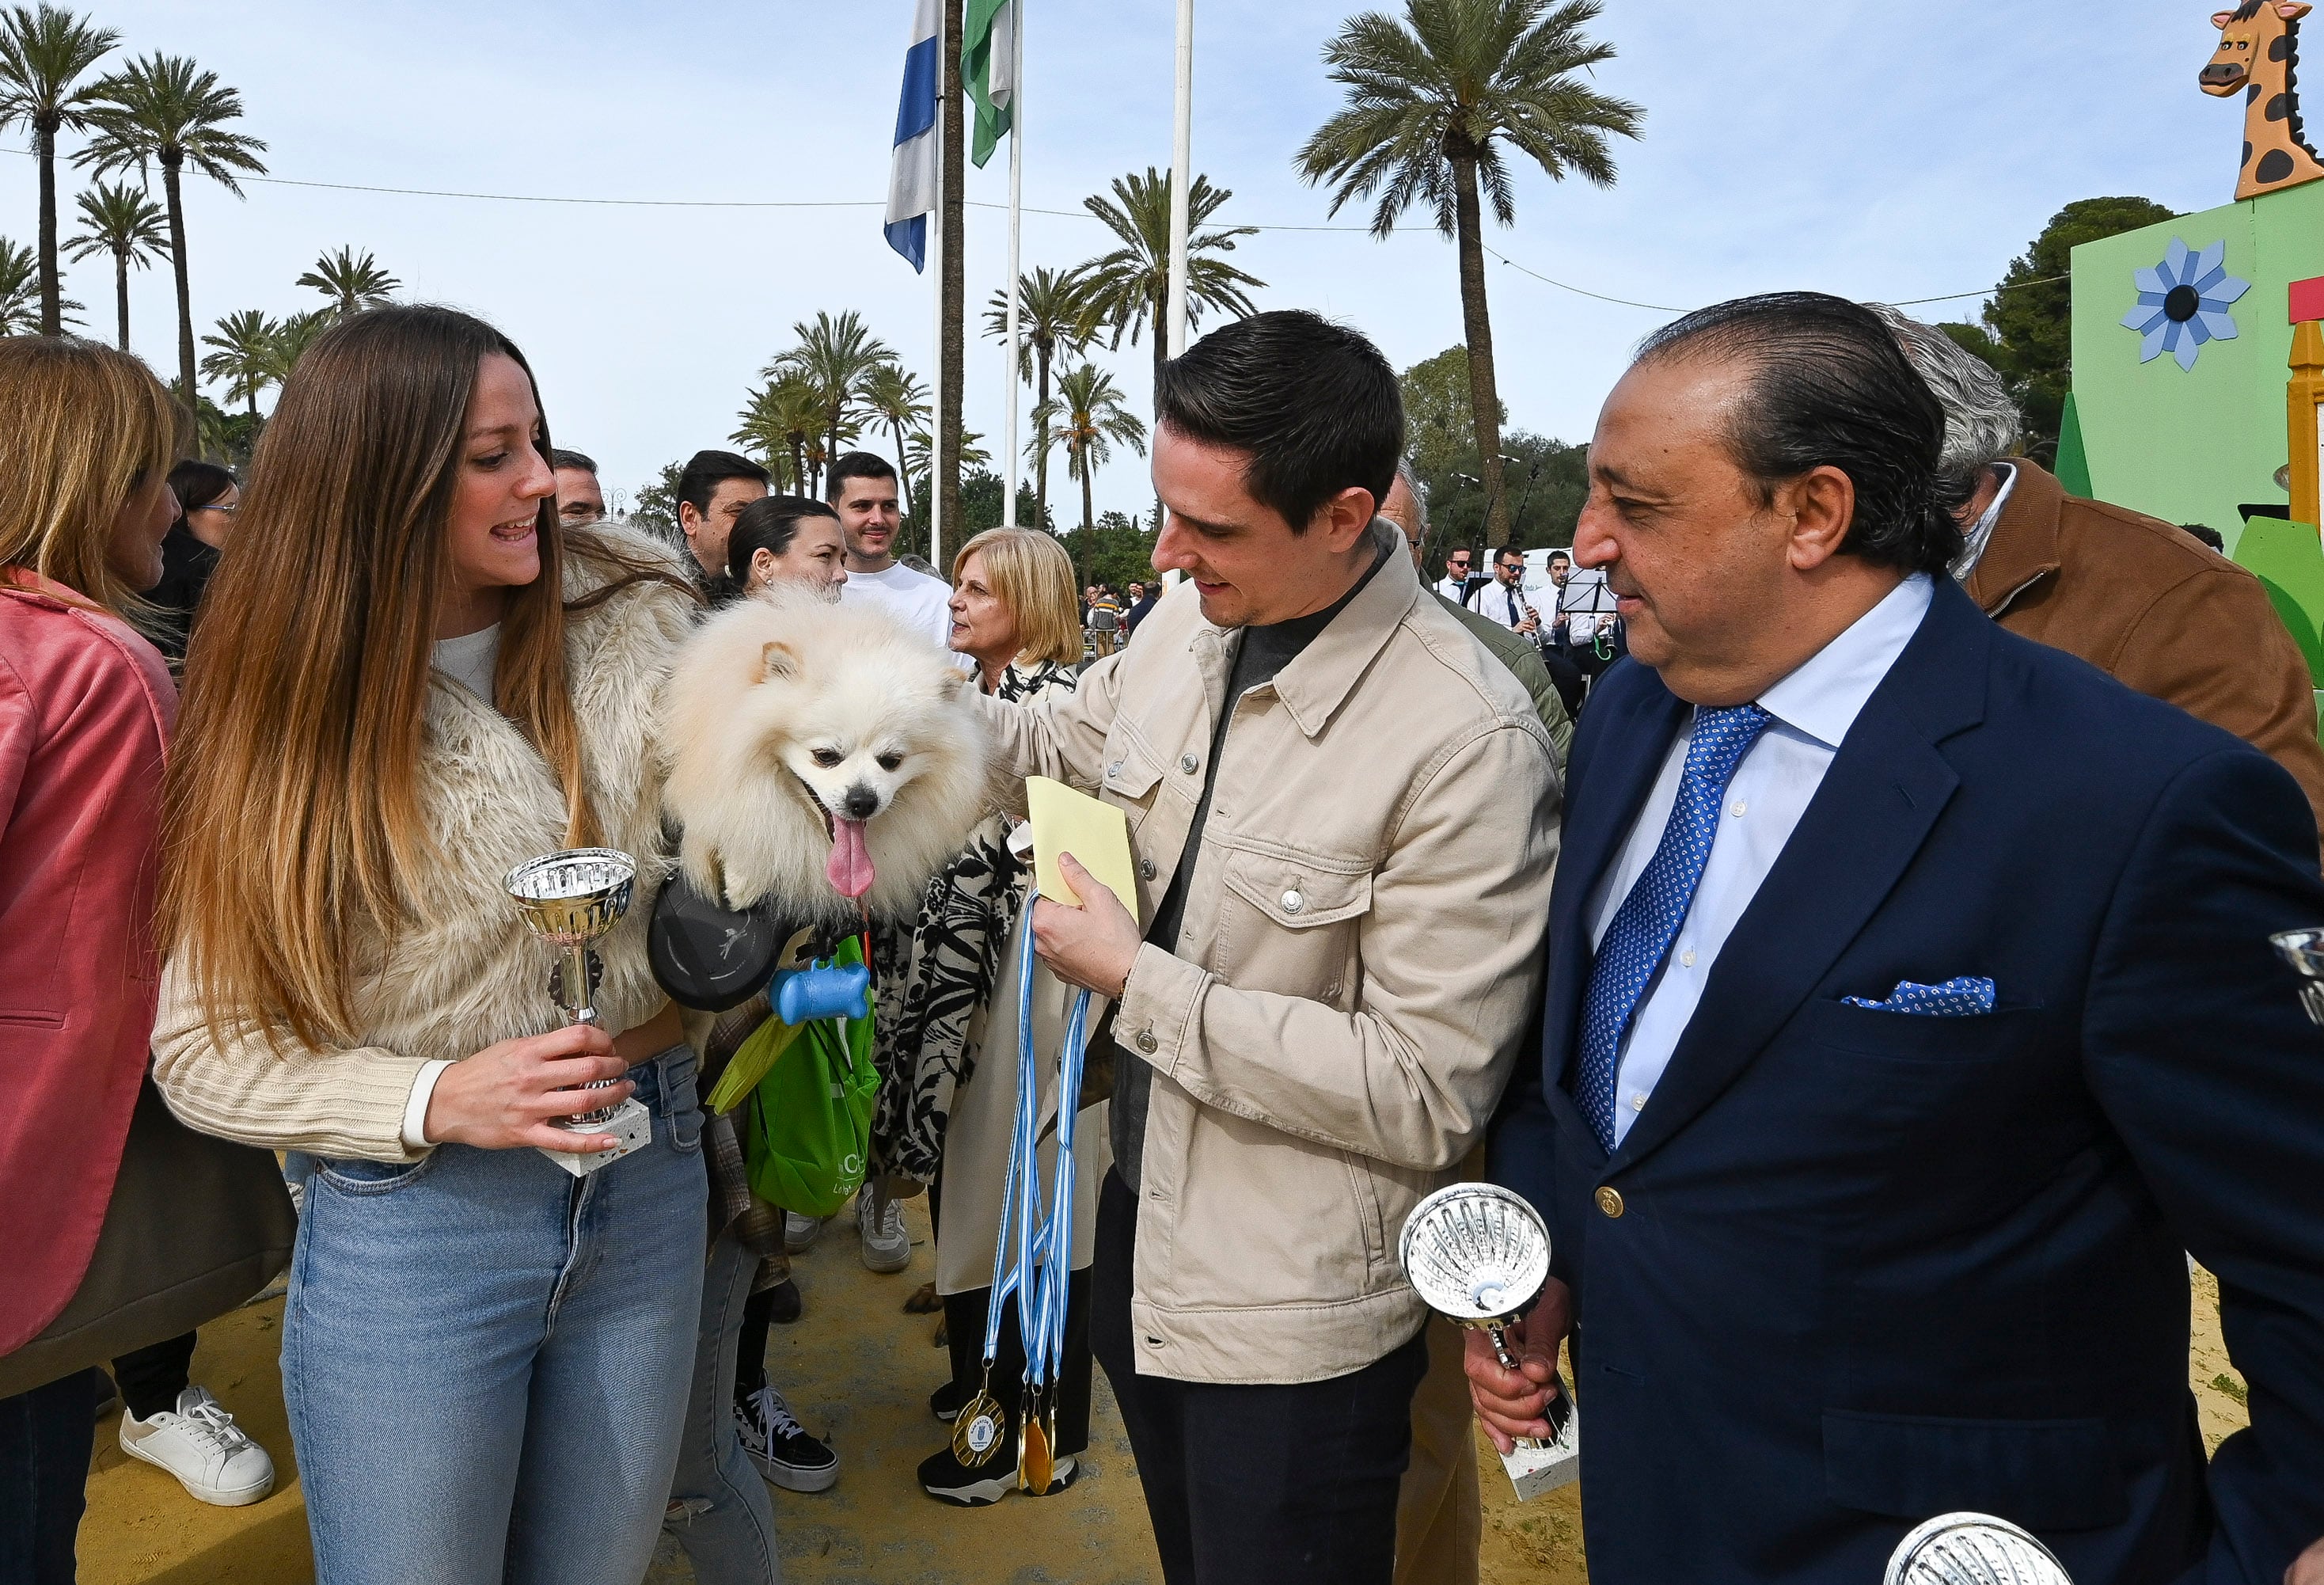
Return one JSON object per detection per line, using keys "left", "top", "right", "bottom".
{"left": 1017, "top": 1395, "right": 1053, "bottom": 1494}
{"left": 952, "top": 1389, "right": 1008, "bottom": 1468}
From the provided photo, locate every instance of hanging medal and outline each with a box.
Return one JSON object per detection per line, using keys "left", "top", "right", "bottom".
{"left": 962, "top": 895, "right": 1092, "bottom": 1492}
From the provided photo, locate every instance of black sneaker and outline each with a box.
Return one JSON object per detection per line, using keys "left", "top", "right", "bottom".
{"left": 917, "top": 1442, "right": 1079, "bottom": 1507}
{"left": 758, "top": 1279, "right": 802, "bottom": 1325}
{"left": 733, "top": 1387, "right": 839, "bottom": 1493}
{"left": 930, "top": 1378, "right": 969, "bottom": 1423}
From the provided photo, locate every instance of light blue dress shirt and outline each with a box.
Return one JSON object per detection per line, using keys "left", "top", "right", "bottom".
{"left": 1585, "top": 574, "right": 1935, "bottom": 1146}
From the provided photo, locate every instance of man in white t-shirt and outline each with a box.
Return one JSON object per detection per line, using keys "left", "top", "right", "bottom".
{"left": 829, "top": 452, "right": 960, "bottom": 662}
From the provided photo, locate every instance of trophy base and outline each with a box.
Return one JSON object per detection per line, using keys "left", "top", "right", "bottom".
{"left": 540, "top": 1097, "right": 653, "bottom": 1178}
{"left": 1501, "top": 1389, "right": 1581, "bottom": 1502}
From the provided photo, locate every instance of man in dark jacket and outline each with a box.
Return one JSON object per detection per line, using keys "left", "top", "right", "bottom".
{"left": 1476, "top": 293, "right": 2324, "bottom": 1584}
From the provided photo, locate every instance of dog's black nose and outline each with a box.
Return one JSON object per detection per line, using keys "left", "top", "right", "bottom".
{"left": 842, "top": 785, "right": 880, "bottom": 821}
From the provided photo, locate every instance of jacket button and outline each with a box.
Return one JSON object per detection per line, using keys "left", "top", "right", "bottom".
{"left": 1596, "top": 1186, "right": 1625, "bottom": 1218}
{"left": 1179, "top": 753, "right": 1199, "bottom": 773}
{"left": 1107, "top": 760, "right": 1123, "bottom": 780}
{"left": 1282, "top": 889, "right": 1305, "bottom": 914}
{"left": 1140, "top": 857, "right": 1158, "bottom": 881}
{"left": 1135, "top": 1030, "right": 1158, "bottom": 1054}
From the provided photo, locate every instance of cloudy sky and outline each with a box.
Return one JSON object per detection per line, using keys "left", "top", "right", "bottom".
{"left": 0, "top": 0, "right": 2244, "bottom": 524}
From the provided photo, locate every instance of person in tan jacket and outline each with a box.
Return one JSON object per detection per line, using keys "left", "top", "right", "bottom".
{"left": 1878, "top": 304, "right": 2324, "bottom": 835}
{"left": 967, "top": 311, "right": 1560, "bottom": 1585}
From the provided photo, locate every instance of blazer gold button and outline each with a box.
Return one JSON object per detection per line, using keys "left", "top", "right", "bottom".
{"left": 1140, "top": 857, "right": 1158, "bottom": 881}
{"left": 1282, "top": 889, "right": 1305, "bottom": 914}
{"left": 1136, "top": 1030, "right": 1158, "bottom": 1054}
{"left": 1179, "top": 753, "right": 1199, "bottom": 773}
{"left": 1596, "top": 1186, "right": 1625, "bottom": 1218}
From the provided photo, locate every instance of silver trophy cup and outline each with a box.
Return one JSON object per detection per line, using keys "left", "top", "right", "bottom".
{"left": 1884, "top": 1513, "right": 2074, "bottom": 1585}
{"left": 1398, "top": 1183, "right": 1579, "bottom": 1500}
{"left": 2270, "top": 928, "right": 2324, "bottom": 1025}
{"left": 506, "top": 848, "right": 652, "bottom": 1177}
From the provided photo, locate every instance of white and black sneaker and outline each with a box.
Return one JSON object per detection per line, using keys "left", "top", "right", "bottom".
{"left": 783, "top": 1211, "right": 826, "bottom": 1255}
{"left": 733, "top": 1386, "right": 839, "bottom": 1493}
{"left": 917, "top": 1442, "right": 1078, "bottom": 1507}
{"left": 118, "top": 1385, "right": 275, "bottom": 1507}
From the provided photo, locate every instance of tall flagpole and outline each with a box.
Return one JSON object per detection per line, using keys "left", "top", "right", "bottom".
{"left": 1002, "top": 1, "right": 1025, "bottom": 530}
{"left": 929, "top": 103, "right": 946, "bottom": 568}
{"left": 1166, "top": 0, "right": 1193, "bottom": 360}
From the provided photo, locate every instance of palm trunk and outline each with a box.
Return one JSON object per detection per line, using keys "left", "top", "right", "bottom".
{"left": 938, "top": 0, "right": 967, "bottom": 557}
{"left": 162, "top": 155, "right": 199, "bottom": 446}
{"left": 1450, "top": 150, "right": 1508, "bottom": 547}
{"left": 112, "top": 250, "right": 131, "bottom": 351}
{"left": 1034, "top": 345, "right": 1053, "bottom": 523}
{"left": 36, "top": 124, "right": 60, "bottom": 336}
{"left": 1080, "top": 449, "right": 1094, "bottom": 530}
{"left": 888, "top": 420, "right": 914, "bottom": 519}
{"left": 826, "top": 416, "right": 841, "bottom": 492}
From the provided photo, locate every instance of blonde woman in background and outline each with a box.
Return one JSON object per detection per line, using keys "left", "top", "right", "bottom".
{"left": 151, "top": 306, "right": 712, "bottom": 1585}
{"left": 0, "top": 337, "right": 184, "bottom": 1583}
{"left": 862, "top": 526, "right": 1113, "bottom": 1507}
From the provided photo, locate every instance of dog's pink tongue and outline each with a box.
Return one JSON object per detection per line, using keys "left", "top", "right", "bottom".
{"left": 827, "top": 817, "right": 875, "bottom": 899}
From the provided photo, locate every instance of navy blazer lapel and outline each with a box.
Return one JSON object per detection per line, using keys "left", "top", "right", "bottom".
{"left": 1606, "top": 580, "right": 1996, "bottom": 1173}
{"left": 1539, "top": 665, "right": 1688, "bottom": 1150}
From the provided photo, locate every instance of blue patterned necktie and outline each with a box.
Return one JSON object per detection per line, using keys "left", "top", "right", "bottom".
{"left": 1574, "top": 703, "right": 1774, "bottom": 1152}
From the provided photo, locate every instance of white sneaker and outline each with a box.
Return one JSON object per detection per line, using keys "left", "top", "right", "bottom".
{"left": 784, "top": 1211, "right": 826, "bottom": 1254}
{"left": 118, "top": 1385, "right": 275, "bottom": 1507}
{"left": 856, "top": 1187, "right": 911, "bottom": 1274}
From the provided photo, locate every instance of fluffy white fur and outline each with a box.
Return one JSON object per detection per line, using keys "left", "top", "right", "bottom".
{"left": 660, "top": 588, "right": 993, "bottom": 923}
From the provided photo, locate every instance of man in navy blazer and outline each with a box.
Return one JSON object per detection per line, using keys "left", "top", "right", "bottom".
{"left": 1471, "top": 293, "right": 2324, "bottom": 1584}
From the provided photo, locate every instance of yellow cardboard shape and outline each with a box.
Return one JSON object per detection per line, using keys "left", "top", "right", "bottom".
{"left": 1025, "top": 775, "right": 1140, "bottom": 923}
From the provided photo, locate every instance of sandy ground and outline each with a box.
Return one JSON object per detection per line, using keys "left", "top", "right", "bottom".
{"left": 75, "top": 1200, "right": 2250, "bottom": 1585}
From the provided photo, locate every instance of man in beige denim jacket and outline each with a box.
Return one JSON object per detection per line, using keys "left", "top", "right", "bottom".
{"left": 968, "top": 311, "right": 1559, "bottom": 1585}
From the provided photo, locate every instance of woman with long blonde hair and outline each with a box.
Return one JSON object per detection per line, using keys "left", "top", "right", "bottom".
{"left": 153, "top": 306, "right": 707, "bottom": 1585}
{"left": 0, "top": 336, "right": 182, "bottom": 1583}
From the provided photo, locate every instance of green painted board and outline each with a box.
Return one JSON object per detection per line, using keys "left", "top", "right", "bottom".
{"left": 2233, "top": 515, "right": 2324, "bottom": 686}
{"left": 2069, "top": 180, "right": 2324, "bottom": 554}
{"left": 2056, "top": 390, "right": 2093, "bottom": 498}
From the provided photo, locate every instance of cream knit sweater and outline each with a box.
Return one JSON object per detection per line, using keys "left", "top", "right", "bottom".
{"left": 153, "top": 526, "right": 699, "bottom": 1163}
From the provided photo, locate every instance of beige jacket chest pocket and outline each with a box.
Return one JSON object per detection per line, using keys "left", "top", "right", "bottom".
{"left": 1217, "top": 850, "right": 1373, "bottom": 1008}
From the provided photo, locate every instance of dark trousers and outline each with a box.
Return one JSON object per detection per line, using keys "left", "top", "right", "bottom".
{"left": 112, "top": 1331, "right": 196, "bottom": 1422}
{"left": 1092, "top": 1171, "right": 1429, "bottom": 1585}
{"left": 943, "top": 1271, "right": 1094, "bottom": 1457}
{"left": 0, "top": 1370, "right": 97, "bottom": 1585}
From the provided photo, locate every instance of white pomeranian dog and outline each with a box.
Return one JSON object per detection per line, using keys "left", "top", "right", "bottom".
{"left": 661, "top": 588, "right": 993, "bottom": 923}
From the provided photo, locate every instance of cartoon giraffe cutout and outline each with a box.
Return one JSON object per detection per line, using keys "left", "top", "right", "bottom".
{"left": 2204, "top": 0, "right": 2324, "bottom": 199}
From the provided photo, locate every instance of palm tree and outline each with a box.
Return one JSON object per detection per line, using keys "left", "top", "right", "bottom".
{"left": 983, "top": 265, "right": 1093, "bottom": 523}
{"left": 78, "top": 51, "right": 268, "bottom": 428}
{"left": 1297, "top": 0, "right": 1640, "bottom": 545}
{"left": 1034, "top": 363, "right": 1148, "bottom": 531}
{"left": 861, "top": 363, "right": 929, "bottom": 520}
{"left": 1077, "top": 169, "right": 1263, "bottom": 407}
{"left": 731, "top": 372, "right": 827, "bottom": 494}
{"left": 0, "top": 236, "right": 40, "bottom": 333}
{"left": 765, "top": 310, "right": 898, "bottom": 490}
{"left": 906, "top": 424, "right": 989, "bottom": 504}
{"left": 298, "top": 245, "right": 399, "bottom": 321}
{"left": 0, "top": 6, "right": 117, "bottom": 336}
{"left": 259, "top": 308, "right": 331, "bottom": 389}
{"left": 199, "top": 307, "right": 275, "bottom": 416}
{"left": 65, "top": 180, "right": 167, "bottom": 349}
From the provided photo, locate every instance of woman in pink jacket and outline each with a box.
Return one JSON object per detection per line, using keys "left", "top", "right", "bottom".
{"left": 0, "top": 337, "right": 182, "bottom": 1583}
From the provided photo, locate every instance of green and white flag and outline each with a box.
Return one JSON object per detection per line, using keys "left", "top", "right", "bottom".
{"left": 962, "top": 0, "right": 1016, "bottom": 169}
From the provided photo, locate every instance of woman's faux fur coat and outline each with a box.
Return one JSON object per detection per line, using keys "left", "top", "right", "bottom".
{"left": 154, "top": 526, "right": 700, "bottom": 1163}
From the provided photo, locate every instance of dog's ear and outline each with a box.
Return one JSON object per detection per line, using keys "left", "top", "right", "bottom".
{"left": 758, "top": 641, "right": 799, "bottom": 682}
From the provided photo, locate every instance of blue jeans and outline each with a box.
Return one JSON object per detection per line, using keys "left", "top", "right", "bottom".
{"left": 661, "top": 1226, "right": 780, "bottom": 1585}
{"left": 285, "top": 1046, "right": 708, "bottom": 1585}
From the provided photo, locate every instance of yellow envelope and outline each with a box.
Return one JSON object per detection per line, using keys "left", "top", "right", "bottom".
{"left": 1025, "top": 776, "right": 1141, "bottom": 922}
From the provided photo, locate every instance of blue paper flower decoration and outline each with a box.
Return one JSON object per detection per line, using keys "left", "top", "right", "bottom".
{"left": 2121, "top": 238, "right": 2250, "bottom": 371}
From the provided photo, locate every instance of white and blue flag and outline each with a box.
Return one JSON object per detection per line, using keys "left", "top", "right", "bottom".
{"left": 885, "top": 0, "right": 941, "bottom": 271}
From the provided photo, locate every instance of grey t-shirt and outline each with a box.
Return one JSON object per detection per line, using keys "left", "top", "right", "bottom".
{"left": 1112, "top": 546, "right": 1387, "bottom": 1192}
